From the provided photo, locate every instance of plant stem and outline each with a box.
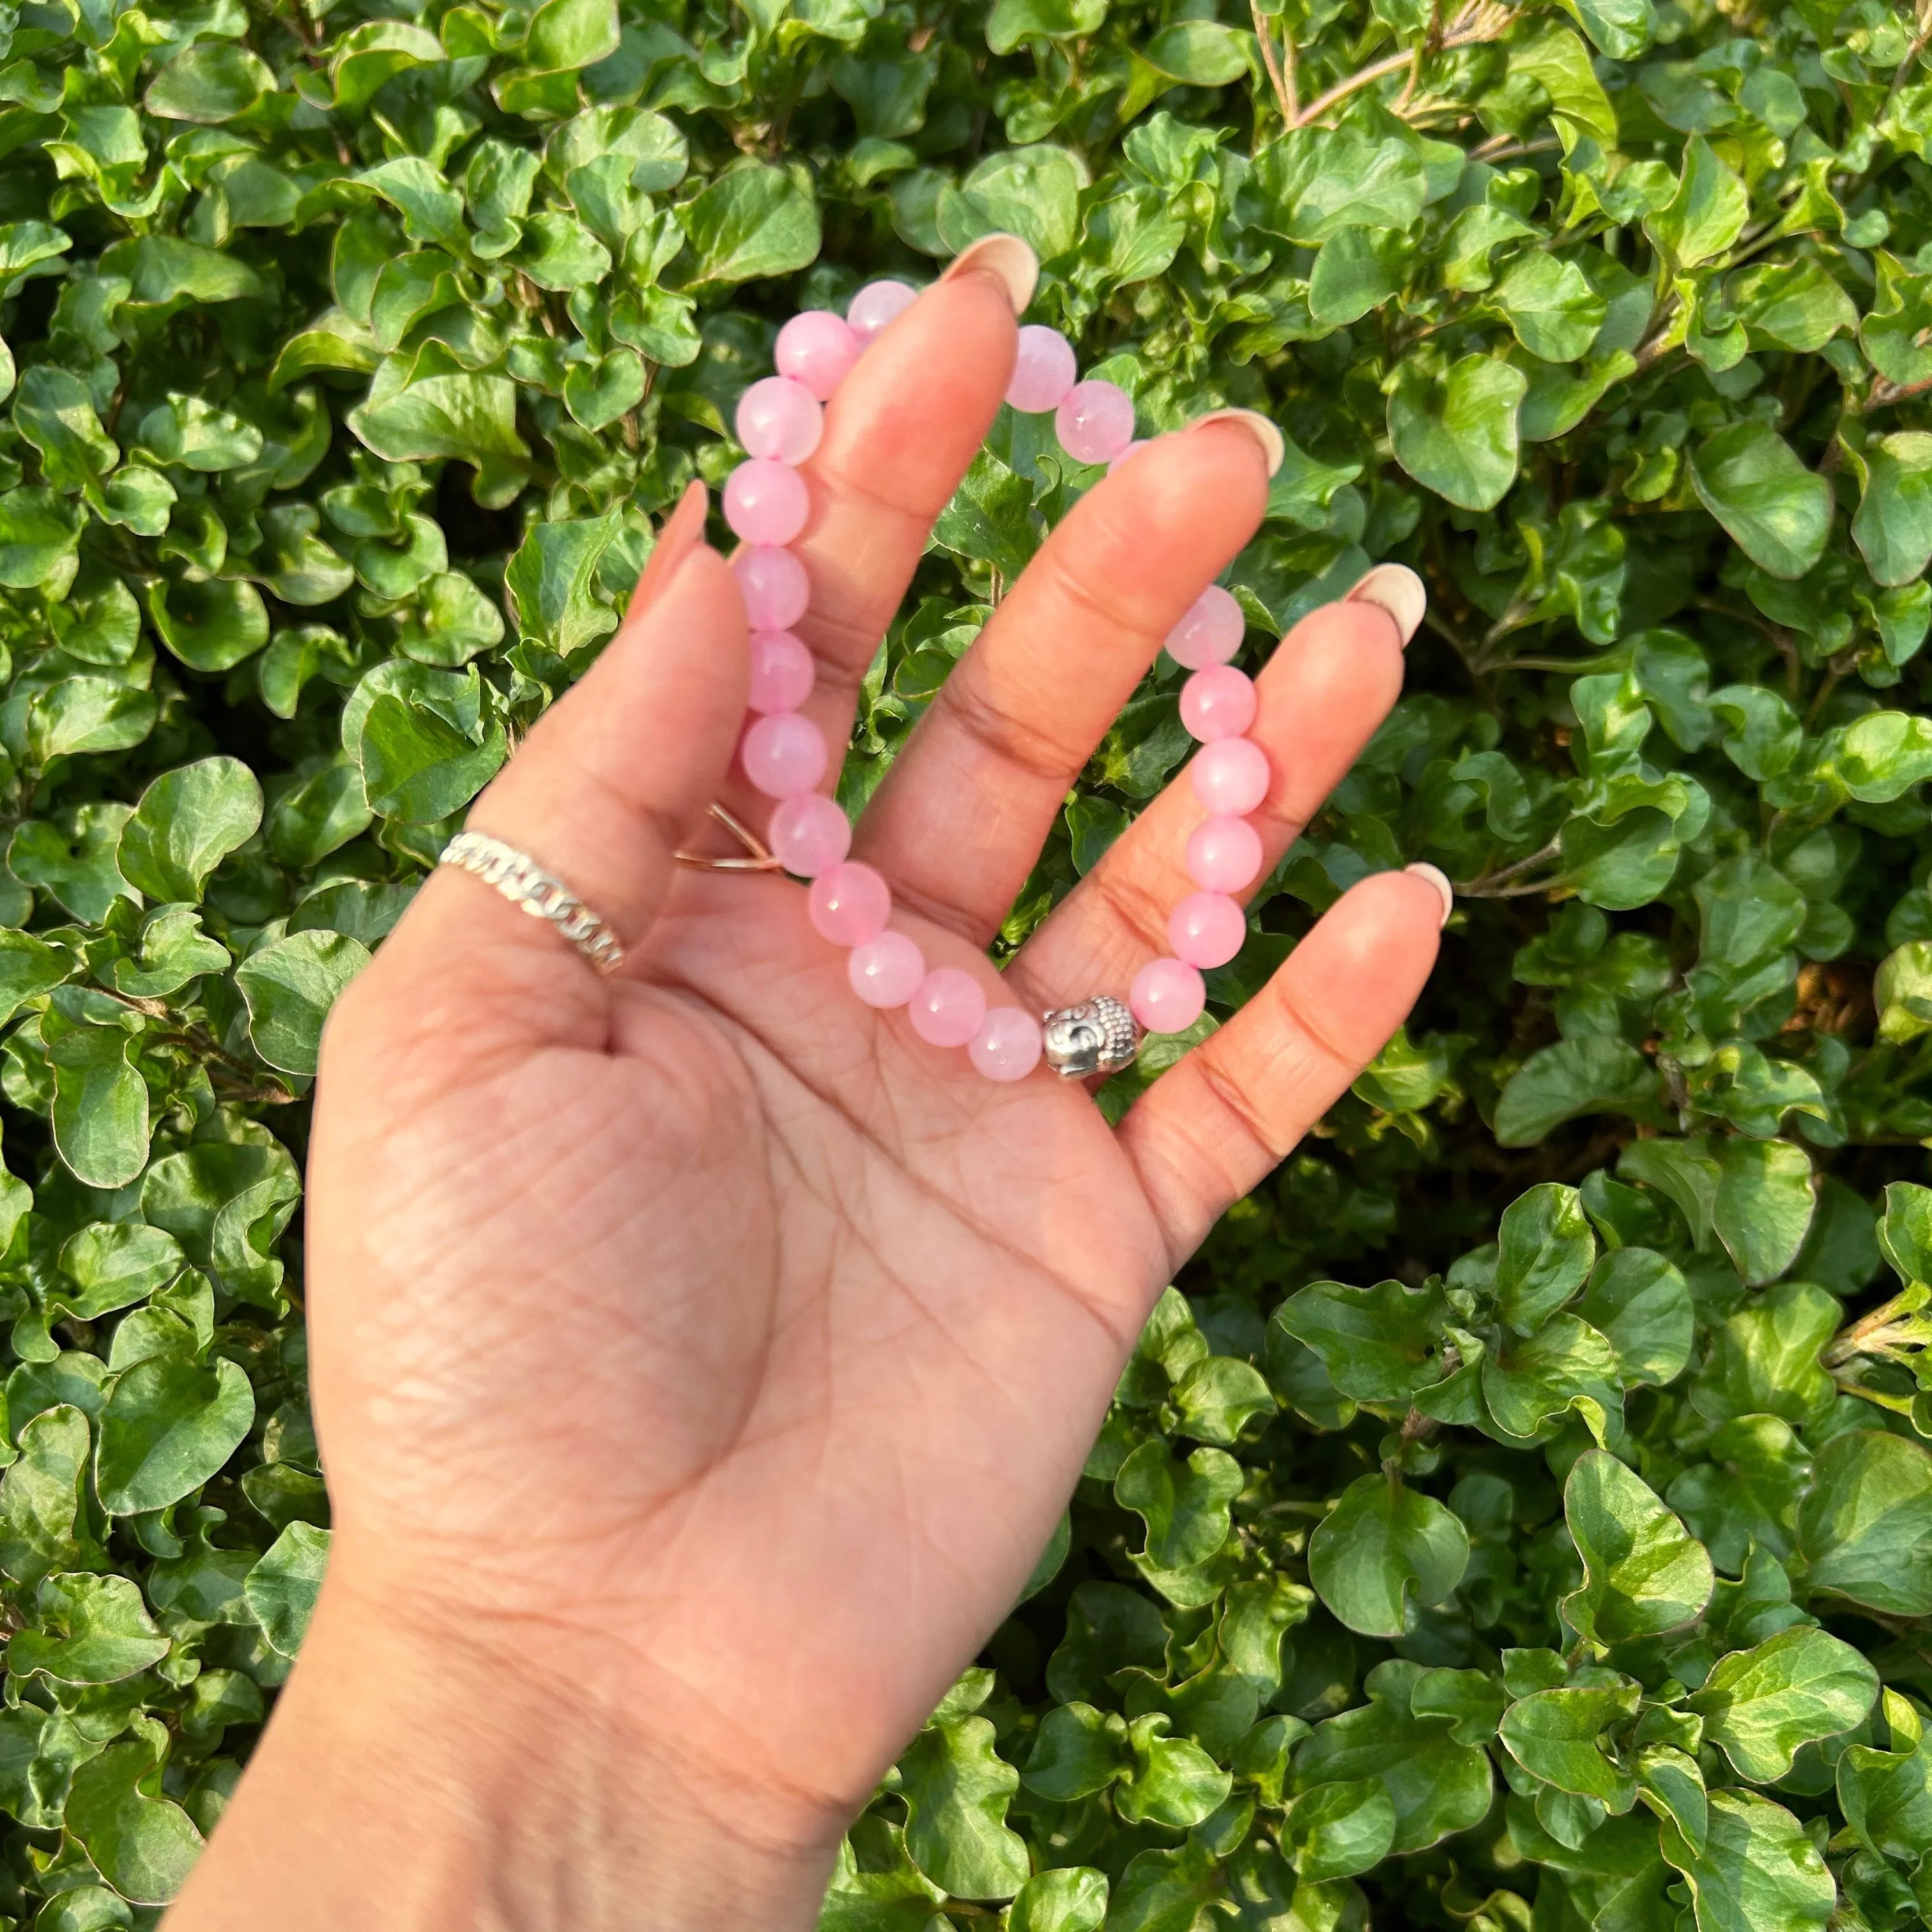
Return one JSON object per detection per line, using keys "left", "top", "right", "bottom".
{"left": 1251, "top": 0, "right": 1297, "bottom": 123}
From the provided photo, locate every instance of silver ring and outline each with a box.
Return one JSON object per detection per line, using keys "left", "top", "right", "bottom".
{"left": 438, "top": 831, "right": 625, "bottom": 972}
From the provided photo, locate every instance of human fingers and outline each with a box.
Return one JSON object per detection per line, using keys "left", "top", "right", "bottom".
{"left": 366, "top": 539, "right": 750, "bottom": 1036}
{"left": 1115, "top": 867, "right": 1450, "bottom": 1264}
{"left": 1006, "top": 569, "right": 1426, "bottom": 1011}
{"left": 849, "top": 415, "right": 1278, "bottom": 943}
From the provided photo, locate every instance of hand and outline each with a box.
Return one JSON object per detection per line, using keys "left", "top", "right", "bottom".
{"left": 169, "top": 250, "right": 1445, "bottom": 1930}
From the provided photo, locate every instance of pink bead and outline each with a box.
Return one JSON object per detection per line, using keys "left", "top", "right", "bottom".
{"left": 1130, "top": 957, "right": 1206, "bottom": 1035}
{"left": 1167, "top": 585, "right": 1245, "bottom": 669}
{"left": 776, "top": 310, "right": 861, "bottom": 400}
{"left": 724, "top": 458, "right": 809, "bottom": 546}
{"left": 908, "top": 967, "right": 988, "bottom": 1048}
{"left": 1186, "top": 815, "right": 1264, "bottom": 894}
{"left": 809, "top": 862, "right": 891, "bottom": 948}
{"left": 740, "top": 711, "right": 828, "bottom": 799}
{"left": 769, "top": 793, "right": 850, "bottom": 877}
{"left": 969, "top": 1008, "right": 1043, "bottom": 1082}
{"left": 1055, "top": 380, "right": 1136, "bottom": 466}
{"left": 1190, "top": 737, "right": 1270, "bottom": 816}
{"left": 848, "top": 930, "right": 925, "bottom": 1008}
{"left": 732, "top": 546, "right": 810, "bottom": 630}
{"left": 1180, "top": 665, "right": 1257, "bottom": 742}
{"left": 1006, "top": 325, "right": 1077, "bottom": 413}
{"left": 747, "top": 630, "right": 816, "bottom": 714}
{"left": 735, "top": 376, "right": 823, "bottom": 466}
{"left": 1107, "top": 439, "right": 1149, "bottom": 473}
{"left": 1170, "top": 891, "right": 1246, "bottom": 969}
{"left": 847, "top": 279, "right": 918, "bottom": 342}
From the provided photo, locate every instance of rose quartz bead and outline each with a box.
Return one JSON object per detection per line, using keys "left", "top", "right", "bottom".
{"left": 848, "top": 930, "right": 925, "bottom": 1008}
{"left": 1107, "top": 439, "right": 1149, "bottom": 472}
{"left": 776, "top": 310, "right": 861, "bottom": 400}
{"left": 724, "top": 458, "right": 809, "bottom": 547}
{"left": 1180, "top": 665, "right": 1257, "bottom": 742}
{"left": 1190, "top": 737, "right": 1270, "bottom": 816}
{"left": 969, "top": 1008, "right": 1043, "bottom": 1082}
{"left": 747, "top": 630, "right": 816, "bottom": 714}
{"left": 809, "top": 861, "right": 891, "bottom": 948}
{"left": 908, "top": 967, "right": 988, "bottom": 1048}
{"left": 1006, "top": 325, "right": 1077, "bottom": 413}
{"left": 740, "top": 711, "right": 828, "bottom": 799}
{"left": 847, "top": 279, "right": 918, "bottom": 342}
{"left": 1170, "top": 891, "right": 1246, "bottom": 969}
{"left": 1130, "top": 957, "right": 1206, "bottom": 1035}
{"left": 735, "top": 376, "right": 823, "bottom": 466}
{"left": 1186, "top": 815, "right": 1264, "bottom": 894}
{"left": 1166, "top": 585, "right": 1245, "bottom": 669}
{"left": 733, "top": 546, "right": 809, "bottom": 630}
{"left": 769, "top": 793, "right": 850, "bottom": 877}
{"left": 1055, "top": 380, "right": 1135, "bottom": 466}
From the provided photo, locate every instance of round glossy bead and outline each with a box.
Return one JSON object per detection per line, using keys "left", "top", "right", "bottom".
{"left": 1006, "top": 325, "right": 1077, "bottom": 413}
{"left": 1186, "top": 815, "right": 1264, "bottom": 894}
{"left": 741, "top": 711, "right": 828, "bottom": 799}
{"left": 969, "top": 1008, "right": 1043, "bottom": 1082}
{"left": 1190, "top": 737, "right": 1270, "bottom": 816}
{"left": 1170, "top": 891, "right": 1246, "bottom": 969}
{"left": 1055, "top": 380, "right": 1135, "bottom": 465}
{"left": 733, "top": 546, "right": 810, "bottom": 630}
{"left": 1130, "top": 957, "right": 1206, "bottom": 1035}
{"left": 1180, "top": 664, "right": 1257, "bottom": 742}
{"left": 1166, "top": 585, "right": 1245, "bottom": 669}
{"left": 769, "top": 793, "right": 850, "bottom": 877}
{"left": 808, "top": 862, "right": 891, "bottom": 948}
{"left": 747, "top": 630, "right": 815, "bottom": 714}
{"left": 724, "top": 458, "right": 809, "bottom": 547}
{"left": 776, "top": 310, "right": 861, "bottom": 400}
{"left": 848, "top": 930, "right": 925, "bottom": 1008}
{"left": 908, "top": 967, "right": 988, "bottom": 1048}
{"left": 735, "top": 376, "right": 822, "bottom": 466}
{"left": 847, "top": 279, "right": 918, "bottom": 342}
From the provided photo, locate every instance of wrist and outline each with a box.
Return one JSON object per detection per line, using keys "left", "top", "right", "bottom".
{"left": 169, "top": 1561, "right": 839, "bottom": 1932}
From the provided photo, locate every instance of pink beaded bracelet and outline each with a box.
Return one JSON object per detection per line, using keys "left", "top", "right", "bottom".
{"left": 723, "top": 280, "right": 1274, "bottom": 1087}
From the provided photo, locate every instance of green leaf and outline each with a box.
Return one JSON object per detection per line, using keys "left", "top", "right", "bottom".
{"left": 1576, "top": 1248, "right": 1693, "bottom": 1386}
{"left": 1279, "top": 1778, "right": 1397, "bottom": 1881}
{"left": 0, "top": 928, "right": 73, "bottom": 1025}
{"left": 937, "top": 146, "right": 1085, "bottom": 259}
{"left": 148, "top": 576, "right": 271, "bottom": 673}
{"left": 505, "top": 512, "right": 624, "bottom": 657}
{"left": 1836, "top": 1692, "right": 1932, "bottom": 1864}
{"left": 1645, "top": 136, "right": 1749, "bottom": 268}
{"left": 1256, "top": 128, "right": 1429, "bottom": 246}
{"left": 356, "top": 693, "right": 507, "bottom": 824}
{"left": 235, "top": 930, "right": 371, "bottom": 1077}
{"left": 95, "top": 1354, "right": 254, "bottom": 1515}
{"left": 1500, "top": 1678, "right": 1641, "bottom": 1809}
{"left": 137, "top": 394, "right": 263, "bottom": 472}
{"left": 0, "top": 1407, "right": 97, "bottom": 1589}
{"left": 56, "top": 1223, "right": 183, "bottom": 1321}
{"left": 0, "top": 486, "right": 84, "bottom": 588}
{"left": 1308, "top": 1473, "right": 1469, "bottom": 1638}
{"left": 677, "top": 163, "right": 821, "bottom": 286}
{"left": 1008, "top": 1867, "right": 1108, "bottom": 1932}
{"left": 64, "top": 1724, "right": 203, "bottom": 1906}
{"left": 50, "top": 1027, "right": 150, "bottom": 1190}
{"left": 1493, "top": 1037, "right": 1653, "bottom": 1146}
{"left": 1657, "top": 1790, "right": 1834, "bottom": 1932}
{"left": 1689, "top": 1626, "right": 1879, "bottom": 1782}
{"left": 899, "top": 1716, "right": 1029, "bottom": 1901}
{"left": 525, "top": 0, "right": 620, "bottom": 70}
{"left": 1712, "top": 1139, "right": 1816, "bottom": 1288}
{"left": 1560, "top": 0, "right": 1654, "bottom": 58}
{"left": 116, "top": 757, "right": 263, "bottom": 903}
{"left": 6, "top": 1573, "right": 169, "bottom": 1684}
{"left": 1116, "top": 1439, "right": 1243, "bottom": 1573}
{"left": 1387, "top": 353, "right": 1527, "bottom": 512}
{"left": 1796, "top": 1430, "right": 1932, "bottom": 1616}
{"left": 1561, "top": 1450, "right": 1713, "bottom": 1649}
{"left": 1494, "top": 254, "right": 1607, "bottom": 364}
{"left": 144, "top": 42, "right": 275, "bottom": 123}
{"left": 1275, "top": 1277, "right": 1448, "bottom": 1404}
{"left": 1496, "top": 1183, "right": 1597, "bottom": 1335}
{"left": 1690, "top": 424, "right": 1834, "bottom": 580}
{"left": 243, "top": 1521, "right": 328, "bottom": 1656}
{"left": 985, "top": 0, "right": 1105, "bottom": 53}
{"left": 100, "top": 236, "right": 264, "bottom": 306}
{"left": 348, "top": 374, "right": 530, "bottom": 464}
{"left": 14, "top": 366, "right": 118, "bottom": 488}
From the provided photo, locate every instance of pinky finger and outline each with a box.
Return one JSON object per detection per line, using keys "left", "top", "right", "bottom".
{"left": 1115, "top": 868, "right": 1448, "bottom": 1266}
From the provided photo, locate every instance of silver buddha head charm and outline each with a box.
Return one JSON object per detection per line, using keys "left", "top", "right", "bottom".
{"left": 1041, "top": 995, "right": 1140, "bottom": 1080}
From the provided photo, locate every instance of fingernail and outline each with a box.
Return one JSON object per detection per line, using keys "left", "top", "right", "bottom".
{"left": 939, "top": 233, "right": 1039, "bottom": 316}
{"left": 1347, "top": 563, "right": 1427, "bottom": 648}
{"left": 627, "top": 480, "right": 709, "bottom": 620}
{"left": 1190, "top": 408, "right": 1285, "bottom": 479}
{"left": 1406, "top": 862, "right": 1454, "bottom": 927}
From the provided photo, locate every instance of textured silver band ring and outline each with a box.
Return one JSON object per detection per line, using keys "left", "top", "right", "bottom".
{"left": 438, "top": 831, "right": 625, "bottom": 972}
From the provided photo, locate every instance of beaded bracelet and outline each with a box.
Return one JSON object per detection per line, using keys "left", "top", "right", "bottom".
{"left": 721, "top": 276, "right": 1277, "bottom": 1087}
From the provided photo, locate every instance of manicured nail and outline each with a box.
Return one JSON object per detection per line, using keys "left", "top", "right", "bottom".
{"left": 1190, "top": 408, "right": 1285, "bottom": 478}
{"left": 1406, "top": 862, "right": 1455, "bottom": 927}
{"left": 627, "top": 480, "right": 709, "bottom": 620}
{"left": 1347, "top": 563, "right": 1427, "bottom": 648}
{"left": 939, "top": 234, "right": 1038, "bottom": 317}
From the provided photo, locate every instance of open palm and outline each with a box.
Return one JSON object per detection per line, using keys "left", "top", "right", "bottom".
{"left": 265, "top": 257, "right": 1443, "bottom": 1904}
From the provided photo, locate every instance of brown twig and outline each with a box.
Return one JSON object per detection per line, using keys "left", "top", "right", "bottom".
{"left": 1250, "top": 0, "right": 1296, "bottom": 123}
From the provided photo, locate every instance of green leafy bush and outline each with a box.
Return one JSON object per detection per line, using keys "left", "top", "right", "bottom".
{"left": 1, "top": 0, "right": 1932, "bottom": 1920}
